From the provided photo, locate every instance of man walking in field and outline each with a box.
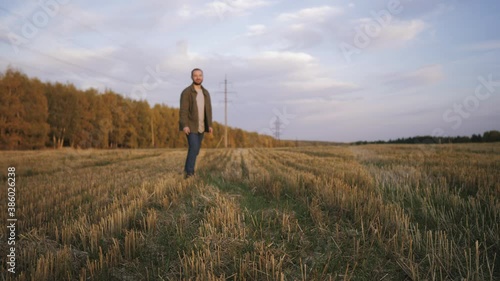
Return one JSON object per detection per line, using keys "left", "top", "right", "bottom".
{"left": 179, "top": 68, "right": 213, "bottom": 178}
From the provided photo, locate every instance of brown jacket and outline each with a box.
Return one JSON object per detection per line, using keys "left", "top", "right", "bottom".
{"left": 179, "top": 83, "right": 213, "bottom": 132}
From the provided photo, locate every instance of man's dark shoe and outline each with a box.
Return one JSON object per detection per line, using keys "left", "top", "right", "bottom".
{"left": 184, "top": 173, "right": 195, "bottom": 179}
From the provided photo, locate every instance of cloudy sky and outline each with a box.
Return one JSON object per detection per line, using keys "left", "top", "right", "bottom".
{"left": 1, "top": 0, "right": 499, "bottom": 142}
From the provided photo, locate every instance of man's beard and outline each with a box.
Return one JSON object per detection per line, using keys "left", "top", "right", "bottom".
{"left": 193, "top": 80, "right": 203, "bottom": 85}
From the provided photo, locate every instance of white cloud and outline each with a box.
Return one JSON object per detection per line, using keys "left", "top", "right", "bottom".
{"left": 277, "top": 6, "right": 343, "bottom": 22}
{"left": 54, "top": 46, "right": 118, "bottom": 62}
{"left": 247, "top": 51, "right": 360, "bottom": 95}
{"left": 2, "top": 1, "right": 498, "bottom": 143}
{"left": 239, "top": 5, "right": 344, "bottom": 51}
{"left": 247, "top": 5, "right": 426, "bottom": 53}
{"left": 255, "top": 51, "right": 314, "bottom": 62}
{"left": 135, "top": 46, "right": 359, "bottom": 104}
{"left": 350, "top": 18, "right": 427, "bottom": 49}
{"left": 177, "top": 5, "right": 191, "bottom": 19}
{"left": 379, "top": 20, "right": 427, "bottom": 43}
{"left": 216, "top": 0, "right": 270, "bottom": 11}
{"left": 209, "top": 0, "right": 270, "bottom": 18}
{"left": 247, "top": 51, "right": 317, "bottom": 79}
{"left": 179, "top": 0, "right": 271, "bottom": 20}
{"left": 283, "top": 78, "right": 359, "bottom": 92}
{"left": 246, "top": 24, "right": 267, "bottom": 36}
{"left": 162, "top": 40, "right": 205, "bottom": 73}
{"left": 384, "top": 64, "right": 444, "bottom": 88}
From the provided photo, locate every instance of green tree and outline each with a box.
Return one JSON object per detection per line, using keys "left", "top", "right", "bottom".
{"left": 483, "top": 130, "right": 500, "bottom": 142}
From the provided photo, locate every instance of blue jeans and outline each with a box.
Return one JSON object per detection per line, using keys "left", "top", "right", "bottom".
{"left": 184, "top": 132, "right": 204, "bottom": 175}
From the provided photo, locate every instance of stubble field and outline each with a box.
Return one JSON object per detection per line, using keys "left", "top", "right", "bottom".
{"left": 0, "top": 144, "right": 499, "bottom": 280}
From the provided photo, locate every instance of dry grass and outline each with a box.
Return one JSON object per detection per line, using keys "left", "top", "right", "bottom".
{"left": 0, "top": 144, "right": 498, "bottom": 280}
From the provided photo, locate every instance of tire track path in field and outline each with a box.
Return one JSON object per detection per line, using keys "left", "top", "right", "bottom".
{"left": 193, "top": 148, "right": 370, "bottom": 280}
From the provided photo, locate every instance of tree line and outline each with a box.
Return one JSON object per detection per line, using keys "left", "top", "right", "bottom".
{"left": 0, "top": 68, "right": 291, "bottom": 150}
{"left": 353, "top": 130, "right": 500, "bottom": 145}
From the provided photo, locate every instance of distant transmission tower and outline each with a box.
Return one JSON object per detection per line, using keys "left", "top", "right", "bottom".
{"left": 273, "top": 116, "right": 282, "bottom": 140}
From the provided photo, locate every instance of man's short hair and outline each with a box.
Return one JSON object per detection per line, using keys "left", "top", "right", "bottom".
{"left": 191, "top": 68, "right": 203, "bottom": 77}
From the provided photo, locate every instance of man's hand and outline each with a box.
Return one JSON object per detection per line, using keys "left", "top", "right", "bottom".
{"left": 208, "top": 127, "right": 213, "bottom": 134}
{"left": 183, "top": 127, "right": 190, "bottom": 135}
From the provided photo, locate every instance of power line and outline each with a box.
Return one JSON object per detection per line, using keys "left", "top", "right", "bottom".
{"left": 20, "top": 45, "right": 136, "bottom": 85}
{"left": 0, "top": 6, "right": 26, "bottom": 19}
{"left": 215, "top": 74, "right": 236, "bottom": 148}
{"left": 0, "top": 5, "right": 168, "bottom": 87}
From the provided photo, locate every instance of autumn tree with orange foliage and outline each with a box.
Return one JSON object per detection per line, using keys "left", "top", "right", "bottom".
{"left": 0, "top": 68, "right": 285, "bottom": 150}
